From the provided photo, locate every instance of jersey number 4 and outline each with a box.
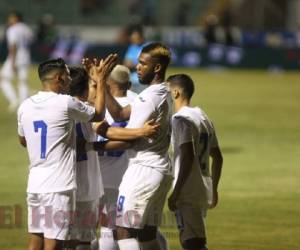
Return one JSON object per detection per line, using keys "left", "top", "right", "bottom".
{"left": 33, "top": 120, "right": 47, "bottom": 159}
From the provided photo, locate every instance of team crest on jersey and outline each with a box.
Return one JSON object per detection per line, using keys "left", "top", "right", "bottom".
{"left": 139, "top": 96, "right": 146, "bottom": 102}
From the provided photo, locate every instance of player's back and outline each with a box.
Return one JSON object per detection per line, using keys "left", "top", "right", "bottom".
{"left": 127, "top": 83, "right": 172, "bottom": 174}
{"left": 172, "top": 106, "right": 217, "bottom": 206}
{"left": 18, "top": 91, "right": 77, "bottom": 193}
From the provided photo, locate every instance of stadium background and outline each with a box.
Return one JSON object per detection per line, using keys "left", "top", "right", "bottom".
{"left": 0, "top": 0, "right": 300, "bottom": 249}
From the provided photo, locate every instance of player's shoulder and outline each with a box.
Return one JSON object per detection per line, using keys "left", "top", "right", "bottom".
{"left": 144, "top": 83, "right": 170, "bottom": 101}
{"left": 172, "top": 112, "right": 192, "bottom": 127}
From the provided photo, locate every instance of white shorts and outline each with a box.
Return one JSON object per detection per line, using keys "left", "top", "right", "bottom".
{"left": 27, "top": 190, "right": 75, "bottom": 240}
{"left": 71, "top": 199, "right": 100, "bottom": 242}
{"left": 1, "top": 59, "right": 29, "bottom": 80}
{"left": 175, "top": 204, "right": 207, "bottom": 243}
{"left": 101, "top": 188, "right": 119, "bottom": 229}
{"left": 116, "top": 165, "right": 172, "bottom": 229}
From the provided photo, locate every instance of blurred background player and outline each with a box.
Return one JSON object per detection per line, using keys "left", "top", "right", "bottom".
{"left": 167, "top": 74, "right": 223, "bottom": 250}
{"left": 98, "top": 64, "right": 137, "bottom": 250}
{"left": 104, "top": 42, "right": 173, "bottom": 250}
{"left": 123, "top": 24, "right": 145, "bottom": 93}
{"left": 0, "top": 11, "right": 33, "bottom": 112}
{"left": 17, "top": 56, "right": 116, "bottom": 250}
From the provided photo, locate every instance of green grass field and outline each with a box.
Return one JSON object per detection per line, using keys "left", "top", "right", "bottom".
{"left": 1, "top": 67, "right": 300, "bottom": 249}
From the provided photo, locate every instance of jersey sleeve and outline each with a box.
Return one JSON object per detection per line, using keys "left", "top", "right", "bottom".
{"left": 67, "top": 97, "right": 95, "bottom": 122}
{"left": 17, "top": 105, "right": 24, "bottom": 137}
{"left": 172, "top": 117, "right": 193, "bottom": 146}
{"left": 126, "top": 95, "right": 156, "bottom": 128}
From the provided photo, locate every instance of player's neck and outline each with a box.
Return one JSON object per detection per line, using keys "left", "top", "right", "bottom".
{"left": 42, "top": 84, "right": 60, "bottom": 94}
{"left": 150, "top": 74, "right": 165, "bottom": 85}
{"left": 175, "top": 99, "right": 190, "bottom": 112}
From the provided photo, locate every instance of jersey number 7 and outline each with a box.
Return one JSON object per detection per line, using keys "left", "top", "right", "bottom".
{"left": 33, "top": 120, "right": 47, "bottom": 159}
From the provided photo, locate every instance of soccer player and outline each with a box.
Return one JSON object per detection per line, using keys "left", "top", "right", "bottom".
{"left": 98, "top": 64, "right": 137, "bottom": 250}
{"left": 0, "top": 11, "right": 33, "bottom": 111}
{"left": 167, "top": 74, "right": 223, "bottom": 250}
{"left": 17, "top": 55, "right": 117, "bottom": 250}
{"left": 104, "top": 42, "right": 173, "bottom": 250}
{"left": 68, "top": 66, "right": 105, "bottom": 250}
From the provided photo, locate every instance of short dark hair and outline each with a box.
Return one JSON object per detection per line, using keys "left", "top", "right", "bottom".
{"left": 38, "top": 58, "right": 67, "bottom": 81}
{"left": 141, "top": 42, "right": 171, "bottom": 68}
{"left": 69, "top": 67, "right": 89, "bottom": 97}
{"left": 167, "top": 74, "right": 195, "bottom": 100}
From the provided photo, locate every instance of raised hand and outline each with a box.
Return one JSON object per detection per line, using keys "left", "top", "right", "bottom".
{"left": 82, "top": 54, "right": 118, "bottom": 85}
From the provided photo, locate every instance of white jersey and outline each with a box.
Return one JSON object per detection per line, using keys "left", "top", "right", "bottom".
{"left": 126, "top": 83, "right": 172, "bottom": 174}
{"left": 6, "top": 22, "right": 33, "bottom": 65}
{"left": 99, "top": 92, "right": 137, "bottom": 189}
{"left": 171, "top": 106, "right": 219, "bottom": 207}
{"left": 17, "top": 91, "right": 95, "bottom": 193}
{"left": 75, "top": 120, "right": 104, "bottom": 201}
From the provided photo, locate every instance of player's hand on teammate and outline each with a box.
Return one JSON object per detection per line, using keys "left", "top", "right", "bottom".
{"left": 92, "top": 120, "right": 110, "bottom": 136}
{"left": 82, "top": 54, "right": 118, "bottom": 84}
{"left": 142, "top": 119, "right": 160, "bottom": 138}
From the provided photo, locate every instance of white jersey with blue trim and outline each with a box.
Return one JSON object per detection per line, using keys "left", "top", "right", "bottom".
{"left": 171, "top": 106, "right": 219, "bottom": 207}
{"left": 75, "top": 119, "right": 104, "bottom": 201}
{"left": 126, "top": 83, "right": 172, "bottom": 174}
{"left": 17, "top": 91, "right": 95, "bottom": 193}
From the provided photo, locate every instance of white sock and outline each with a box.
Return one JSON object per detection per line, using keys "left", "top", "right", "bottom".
{"left": 1, "top": 78, "right": 18, "bottom": 106}
{"left": 156, "top": 231, "right": 169, "bottom": 250}
{"left": 140, "top": 239, "right": 160, "bottom": 250}
{"left": 18, "top": 78, "right": 28, "bottom": 102}
{"left": 117, "top": 238, "right": 140, "bottom": 250}
{"left": 99, "top": 227, "right": 119, "bottom": 250}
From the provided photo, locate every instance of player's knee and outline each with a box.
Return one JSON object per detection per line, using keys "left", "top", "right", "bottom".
{"left": 137, "top": 225, "right": 157, "bottom": 242}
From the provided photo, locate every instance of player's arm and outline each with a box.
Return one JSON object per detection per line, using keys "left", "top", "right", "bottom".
{"left": 209, "top": 146, "right": 223, "bottom": 209}
{"left": 18, "top": 135, "right": 27, "bottom": 147}
{"left": 17, "top": 108, "right": 26, "bottom": 147}
{"left": 86, "top": 140, "right": 132, "bottom": 152}
{"left": 168, "top": 117, "right": 194, "bottom": 211}
{"left": 168, "top": 141, "right": 194, "bottom": 211}
{"left": 93, "top": 119, "right": 159, "bottom": 141}
{"left": 105, "top": 88, "right": 131, "bottom": 121}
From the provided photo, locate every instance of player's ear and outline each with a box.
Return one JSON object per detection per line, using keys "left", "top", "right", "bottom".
{"left": 56, "top": 73, "right": 63, "bottom": 84}
{"left": 172, "top": 88, "right": 180, "bottom": 99}
{"left": 154, "top": 63, "right": 161, "bottom": 74}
